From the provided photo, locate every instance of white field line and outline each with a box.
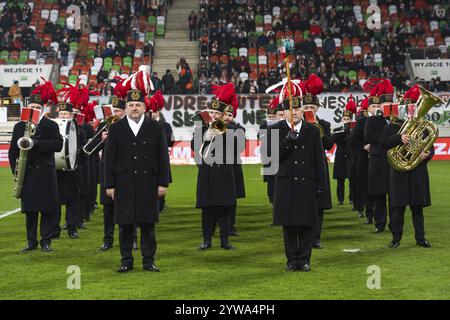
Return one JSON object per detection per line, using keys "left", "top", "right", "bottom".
{"left": 0, "top": 208, "right": 21, "bottom": 219}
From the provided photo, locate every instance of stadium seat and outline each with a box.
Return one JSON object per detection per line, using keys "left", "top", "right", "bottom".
{"left": 272, "top": 7, "right": 281, "bottom": 16}
{"left": 157, "top": 16, "right": 165, "bottom": 25}
{"left": 229, "top": 48, "right": 238, "bottom": 57}
{"left": 41, "top": 9, "right": 50, "bottom": 19}
{"left": 239, "top": 72, "right": 249, "bottom": 82}
{"left": 90, "top": 33, "right": 99, "bottom": 43}
{"left": 50, "top": 42, "right": 59, "bottom": 52}
{"left": 239, "top": 48, "right": 248, "bottom": 57}
{"left": 1, "top": 50, "right": 9, "bottom": 61}
{"left": 123, "top": 56, "right": 133, "bottom": 67}
{"left": 107, "top": 41, "right": 116, "bottom": 49}
{"left": 50, "top": 9, "right": 58, "bottom": 23}
{"left": 69, "top": 42, "right": 78, "bottom": 53}
{"left": 430, "top": 21, "right": 439, "bottom": 32}
{"left": 263, "top": 15, "right": 272, "bottom": 24}
{"left": 258, "top": 55, "right": 268, "bottom": 65}
{"left": 353, "top": 46, "right": 362, "bottom": 56}
{"left": 426, "top": 37, "right": 435, "bottom": 47}
{"left": 134, "top": 49, "right": 143, "bottom": 58}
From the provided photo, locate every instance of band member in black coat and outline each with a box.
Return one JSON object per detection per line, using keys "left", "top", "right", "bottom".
{"left": 267, "top": 82, "right": 327, "bottom": 271}
{"left": 300, "top": 74, "right": 333, "bottom": 249}
{"left": 147, "top": 90, "right": 174, "bottom": 214}
{"left": 364, "top": 80, "right": 394, "bottom": 233}
{"left": 223, "top": 107, "right": 246, "bottom": 236}
{"left": 259, "top": 97, "right": 280, "bottom": 204}
{"left": 52, "top": 101, "right": 84, "bottom": 239}
{"left": 380, "top": 86, "right": 434, "bottom": 248}
{"left": 98, "top": 97, "right": 126, "bottom": 250}
{"left": 9, "top": 94, "right": 63, "bottom": 252}
{"left": 348, "top": 98, "right": 374, "bottom": 223}
{"left": 193, "top": 83, "right": 238, "bottom": 250}
{"left": 332, "top": 96, "right": 356, "bottom": 205}
{"left": 104, "top": 89, "right": 170, "bottom": 273}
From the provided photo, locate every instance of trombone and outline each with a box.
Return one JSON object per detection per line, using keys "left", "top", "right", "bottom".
{"left": 82, "top": 115, "right": 121, "bottom": 155}
{"left": 199, "top": 106, "right": 231, "bottom": 159}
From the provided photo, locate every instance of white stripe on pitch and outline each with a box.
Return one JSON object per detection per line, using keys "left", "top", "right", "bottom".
{"left": 0, "top": 208, "right": 21, "bottom": 219}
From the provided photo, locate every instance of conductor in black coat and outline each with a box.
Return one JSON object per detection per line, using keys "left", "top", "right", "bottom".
{"left": 8, "top": 94, "right": 63, "bottom": 252}
{"left": 380, "top": 104, "right": 434, "bottom": 248}
{"left": 301, "top": 93, "right": 333, "bottom": 249}
{"left": 364, "top": 95, "right": 390, "bottom": 233}
{"left": 269, "top": 95, "right": 326, "bottom": 271}
{"left": 192, "top": 97, "right": 237, "bottom": 250}
{"left": 104, "top": 90, "right": 170, "bottom": 273}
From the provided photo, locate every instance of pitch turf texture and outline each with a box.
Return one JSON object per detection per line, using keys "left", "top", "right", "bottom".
{"left": 0, "top": 163, "right": 449, "bottom": 300}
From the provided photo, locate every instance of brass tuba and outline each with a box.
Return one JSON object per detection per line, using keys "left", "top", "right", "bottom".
{"left": 387, "top": 86, "right": 443, "bottom": 172}
{"left": 13, "top": 121, "right": 36, "bottom": 198}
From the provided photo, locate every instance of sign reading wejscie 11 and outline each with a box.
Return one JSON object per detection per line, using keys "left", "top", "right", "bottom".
{"left": 0, "top": 65, "right": 53, "bottom": 87}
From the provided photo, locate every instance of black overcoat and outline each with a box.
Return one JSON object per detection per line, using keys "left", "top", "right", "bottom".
{"left": 104, "top": 117, "right": 170, "bottom": 224}
{"left": 161, "top": 120, "right": 174, "bottom": 184}
{"left": 380, "top": 122, "right": 434, "bottom": 208}
{"left": 192, "top": 125, "right": 237, "bottom": 208}
{"left": 9, "top": 117, "right": 63, "bottom": 213}
{"left": 270, "top": 120, "right": 327, "bottom": 226}
{"left": 348, "top": 116, "right": 370, "bottom": 193}
{"left": 317, "top": 119, "right": 333, "bottom": 210}
{"left": 364, "top": 115, "right": 389, "bottom": 195}
{"left": 332, "top": 129, "right": 351, "bottom": 179}
{"left": 228, "top": 121, "right": 246, "bottom": 199}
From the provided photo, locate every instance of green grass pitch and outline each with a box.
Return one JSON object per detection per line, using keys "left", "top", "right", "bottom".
{"left": 0, "top": 163, "right": 449, "bottom": 299}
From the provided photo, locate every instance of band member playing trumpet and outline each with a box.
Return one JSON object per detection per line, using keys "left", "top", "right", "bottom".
{"left": 9, "top": 92, "right": 63, "bottom": 252}
{"left": 380, "top": 85, "right": 434, "bottom": 248}
{"left": 300, "top": 74, "right": 333, "bottom": 249}
{"left": 193, "top": 83, "right": 238, "bottom": 250}
{"left": 98, "top": 96, "right": 126, "bottom": 250}
{"left": 266, "top": 77, "right": 327, "bottom": 271}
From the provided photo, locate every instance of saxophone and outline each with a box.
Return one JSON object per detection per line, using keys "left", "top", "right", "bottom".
{"left": 387, "top": 86, "right": 443, "bottom": 172}
{"left": 13, "top": 121, "right": 36, "bottom": 199}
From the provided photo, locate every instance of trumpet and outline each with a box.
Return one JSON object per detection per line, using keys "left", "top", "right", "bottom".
{"left": 199, "top": 107, "right": 230, "bottom": 159}
{"left": 82, "top": 115, "right": 120, "bottom": 155}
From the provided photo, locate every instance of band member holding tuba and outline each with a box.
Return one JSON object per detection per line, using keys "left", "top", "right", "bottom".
{"left": 349, "top": 97, "right": 374, "bottom": 223}
{"left": 266, "top": 77, "right": 327, "bottom": 271}
{"left": 193, "top": 83, "right": 238, "bottom": 250}
{"left": 381, "top": 85, "right": 436, "bottom": 248}
{"left": 98, "top": 96, "right": 126, "bottom": 250}
{"left": 104, "top": 85, "right": 170, "bottom": 273}
{"left": 364, "top": 79, "right": 394, "bottom": 233}
{"left": 300, "top": 74, "right": 333, "bottom": 249}
{"left": 332, "top": 95, "right": 356, "bottom": 206}
{"left": 9, "top": 87, "right": 63, "bottom": 252}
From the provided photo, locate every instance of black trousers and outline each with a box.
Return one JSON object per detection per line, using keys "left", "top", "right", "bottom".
{"left": 25, "top": 212, "right": 53, "bottom": 247}
{"left": 373, "top": 194, "right": 387, "bottom": 229}
{"left": 55, "top": 201, "right": 78, "bottom": 235}
{"left": 283, "top": 226, "right": 314, "bottom": 266}
{"left": 356, "top": 192, "right": 375, "bottom": 218}
{"left": 119, "top": 223, "right": 156, "bottom": 267}
{"left": 103, "top": 203, "right": 115, "bottom": 244}
{"left": 78, "top": 194, "right": 89, "bottom": 225}
{"left": 337, "top": 178, "right": 346, "bottom": 202}
{"left": 202, "top": 206, "right": 230, "bottom": 245}
{"left": 230, "top": 205, "right": 236, "bottom": 230}
{"left": 266, "top": 177, "right": 274, "bottom": 203}
{"left": 391, "top": 206, "right": 425, "bottom": 242}
{"left": 159, "top": 196, "right": 166, "bottom": 213}
{"left": 313, "top": 209, "right": 324, "bottom": 243}
{"left": 349, "top": 177, "right": 355, "bottom": 203}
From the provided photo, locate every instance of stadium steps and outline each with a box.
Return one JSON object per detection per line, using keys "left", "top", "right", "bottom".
{"left": 152, "top": 0, "right": 199, "bottom": 78}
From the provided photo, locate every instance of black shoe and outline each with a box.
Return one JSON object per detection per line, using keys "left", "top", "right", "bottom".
{"left": 41, "top": 244, "right": 53, "bottom": 252}
{"left": 220, "top": 243, "right": 234, "bottom": 250}
{"left": 365, "top": 218, "right": 373, "bottom": 225}
{"left": 358, "top": 211, "right": 365, "bottom": 218}
{"left": 117, "top": 265, "right": 134, "bottom": 273}
{"left": 389, "top": 240, "right": 400, "bottom": 248}
{"left": 312, "top": 241, "right": 322, "bottom": 249}
{"left": 298, "top": 263, "right": 311, "bottom": 272}
{"left": 373, "top": 227, "right": 385, "bottom": 233}
{"left": 132, "top": 241, "right": 139, "bottom": 250}
{"left": 100, "top": 243, "right": 113, "bottom": 251}
{"left": 21, "top": 243, "right": 37, "bottom": 252}
{"left": 417, "top": 239, "right": 432, "bottom": 248}
{"left": 198, "top": 242, "right": 211, "bottom": 250}
{"left": 143, "top": 264, "right": 160, "bottom": 272}
{"left": 69, "top": 232, "right": 79, "bottom": 239}
{"left": 286, "top": 264, "right": 297, "bottom": 272}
